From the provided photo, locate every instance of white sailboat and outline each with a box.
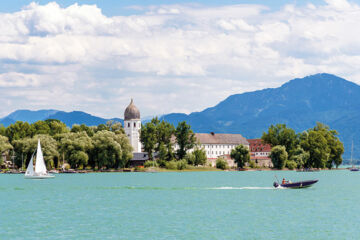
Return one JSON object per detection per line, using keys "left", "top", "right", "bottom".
{"left": 349, "top": 141, "right": 359, "bottom": 171}
{"left": 24, "top": 139, "right": 55, "bottom": 179}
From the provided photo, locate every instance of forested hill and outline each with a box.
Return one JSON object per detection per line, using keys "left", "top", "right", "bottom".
{"left": 0, "top": 110, "right": 123, "bottom": 128}
{"left": 161, "top": 73, "right": 360, "bottom": 159}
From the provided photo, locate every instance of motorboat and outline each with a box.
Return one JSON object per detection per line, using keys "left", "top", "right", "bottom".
{"left": 273, "top": 179, "right": 318, "bottom": 189}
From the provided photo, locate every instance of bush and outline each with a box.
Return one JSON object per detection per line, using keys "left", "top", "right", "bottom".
{"left": 286, "top": 160, "right": 297, "bottom": 170}
{"left": 185, "top": 153, "right": 195, "bottom": 165}
{"left": 165, "top": 160, "right": 188, "bottom": 170}
{"left": 157, "top": 159, "right": 166, "bottom": 168}
{"left": 165, "top": 161, "right": 178, "bottom": 170}
{"left": 216, "top": 158, "right": 228, "bottom": 170}
{"left": 144, "top": 160, "right": 158, "bottom": 168}
{"left": 249, "top": 160, "right": 256, "bottom": 168}
{"left": 177, "top": 159, "right": 188, "bottom": 170}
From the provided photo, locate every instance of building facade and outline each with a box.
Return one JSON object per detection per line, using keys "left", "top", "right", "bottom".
{"left": 193, "top": 132, "right": 249, "bottom": 167}
{"left": 247, "top": 139, "right": 272, "bottom": 167}
{"left": 124, "top": 99, "right": 142, "bottom": 153}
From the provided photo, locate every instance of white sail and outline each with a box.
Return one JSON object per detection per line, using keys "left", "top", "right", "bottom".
{"left": 34, "top": 139, "right": 47, "bottom": 175}
{"left": 25, "top": 153, "right": 34, "bottom": 176}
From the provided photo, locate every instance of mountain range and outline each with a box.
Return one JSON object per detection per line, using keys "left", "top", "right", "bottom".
{"left": 0, "top": 110, "right": 123, "bottom": 128}
{"left": 1, "top": 73, "right": 359, "bottom": 159}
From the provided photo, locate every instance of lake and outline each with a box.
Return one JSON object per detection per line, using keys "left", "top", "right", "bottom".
{"left": 0, "top": 170, "right": 358, "bottom": 239}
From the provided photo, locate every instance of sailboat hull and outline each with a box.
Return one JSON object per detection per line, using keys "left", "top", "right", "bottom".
{"left": 24, "top": 174, "right": 55, "bottom": 179}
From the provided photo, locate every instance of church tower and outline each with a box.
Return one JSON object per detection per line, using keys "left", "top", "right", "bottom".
{"left": 124, "top": 99, "right": 142, "bottom": 152}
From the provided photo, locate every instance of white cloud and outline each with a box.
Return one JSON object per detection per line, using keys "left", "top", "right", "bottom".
{"left": 0, "top": 1, "right": 360, "bottom": 118}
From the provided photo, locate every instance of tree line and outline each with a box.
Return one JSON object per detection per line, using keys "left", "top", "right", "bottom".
{"left": 140, "top": 118, "right": 208, "bottom": 168}
{"left": 262, "top": 122, "right": 344, "bottom": 169}
{"left": 0, "top": 120, "right": 133, "bottom": 170}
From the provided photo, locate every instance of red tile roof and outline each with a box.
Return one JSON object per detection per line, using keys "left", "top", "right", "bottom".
{"left": 247, "top": 139, "right": 271, "bottom": 152}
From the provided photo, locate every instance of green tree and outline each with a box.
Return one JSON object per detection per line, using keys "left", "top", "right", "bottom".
{"left": 262, "top": 124, "right": 298, "bottom": 158}
{"left": 71, "top": 124, "right": 95, "bottom": 137}
{"left": 300, "top": 130, "right": 329, "bottom": 169}
{"left": 175, "top": 121, "right": 196, "bottom": 160}
{"left": 0, "top": 136, "right": 13, "bottom": 166}
{"left": 290, "top": 145, "right": 310, "bottom": 169}
{"left": 156, "top": 119, "right": 175, "bottom": 160}
{"left": 270, "top": 145, "right": 288, "bottom": 169}
{"left": 313, "top": 123, "right": 344, "bottom": 168}
{"left": 192, "top": 147, "right": 207, "bottom": 166}
{"left": 32, "top": 121, "right": 51, "bottom": 135}
{"left": 140, "top": 121, "right": 157, "bottom": 160}
{"left": 96, "top": 124, "right": 109, "bottom": 132}
{"left": 216, "top": 157, "right": 228, "bottom": 170}
{"left": 59, "top": 132, "right": 93, "bottom": 169}
{"left": 230, "top": 144, "right": 250, "bottom": 169}
{"left": 0, "top": 124, "right": 6, "bottom": 136}
{"left": 45, "top": 119, "right": 69, "bottom": 136}
{"left": 286, "top": 160, "right": 297, "bottom": 170}
{"left": 106, "top": 121, "right": 124, "bottom": 134}
{"left": 90, "top": 130, "right": 132, "bottom": 169}
{"left": 5, "top": 121, "right": 34, "bottom": 142}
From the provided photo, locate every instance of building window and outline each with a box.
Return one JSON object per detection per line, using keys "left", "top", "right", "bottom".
{"left": 134, "top": 122, "right": 136, "bottom": 127}
{"left": 128, "top": 123, "right": 130, "bottom": 127}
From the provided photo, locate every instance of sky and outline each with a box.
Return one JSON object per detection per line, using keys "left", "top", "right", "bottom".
{"left": 0, "top": 0, "right": 360, "bottom": 119}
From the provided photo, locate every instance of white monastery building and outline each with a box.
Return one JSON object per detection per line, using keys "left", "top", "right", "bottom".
{"left": 124, "top": 99, "right": 142, "bottom": 153}
{"left": 195, "top": 132, "right": 249, "bottom": 159}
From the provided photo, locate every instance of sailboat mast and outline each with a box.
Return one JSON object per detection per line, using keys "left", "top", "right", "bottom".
{"left": 351, "top": 140, "right": 354, "bottom": 165}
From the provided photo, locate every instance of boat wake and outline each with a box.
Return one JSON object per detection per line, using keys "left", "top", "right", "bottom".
{"left": 207, "top": 186, "right": 274, "bottom": 190}
{"left": 95, "top": 186, "right": 275, "bottom": 191}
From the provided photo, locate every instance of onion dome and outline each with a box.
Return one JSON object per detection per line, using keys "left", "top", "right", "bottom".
{"left": 124, "top": 99, "right": 140, "bottom": 120}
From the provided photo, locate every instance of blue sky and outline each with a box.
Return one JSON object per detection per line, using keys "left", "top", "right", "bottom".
{"left": 1, "top": 0, "right": 327, "bottom": 15}
{"left": 0, "top": 0, "right": 359, "bottom": 119}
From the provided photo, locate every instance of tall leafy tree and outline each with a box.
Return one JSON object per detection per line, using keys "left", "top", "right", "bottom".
{"left": 107, "top": 120, "right": 124, "bottom": 134}
{"left": 192, "top": 147, "right": 207, "bottom": 166}
{"left": 290, "top": 145, "right": 310, "bottom": 168}
{"left": 270, "top": 145, "right": 288, "bottom": 169}
{"left": 313, "top": 123, "right": 344, "bottom": 168}
{"left": 32, "top": 121, "right": 51, "bottom": 135}
{"left": 230, "top": 144, "right": 250, "bottom": 168}
{"left": 59, "top": 132, "right": 93, "bottom": 169}
{"left": 5, "top": 121, "right": 34, "bottom": 142}
{"left": 140, "top": 121, "right": 157, "bottom": 160}
{"left": 90, "top": 130, "right": 133, "bottom": 169}
{"left": 0, "top": 136, "right": 13, "bottom": 166}
{"left": 175, "top": 121, "right": 196, "bottom": 160}
{"left": 300, "top": 122, "right": 344, "bottom": 169}
{"left": 45, "top": 119, "right": 69, "bottom": 136}
{"left": 0, "top": 124, "right": 6, "bottom": 136}
{"left": 262, "top": 124, "right": 298, "bottom": 157}
{"left": 71, "top": 124, "right": 95, "bottom": 137}
{"left": 156, "top": 119, "right": 175, "bottom": 160}
{"left": 300, "top": 130, "right": 329, "bottom": 168}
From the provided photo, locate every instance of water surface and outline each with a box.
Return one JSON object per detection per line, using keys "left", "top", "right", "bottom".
{"left": 0, "top": 171, "right": 358, "bottom": 239}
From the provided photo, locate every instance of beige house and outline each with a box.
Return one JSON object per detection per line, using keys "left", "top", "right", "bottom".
{"left": 190, "top": 132, "right": 249, "bottom": 167}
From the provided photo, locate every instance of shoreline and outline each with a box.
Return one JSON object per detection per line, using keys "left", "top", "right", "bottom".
{"left": 0, "top": 167, "right": 350, "bottom": 174}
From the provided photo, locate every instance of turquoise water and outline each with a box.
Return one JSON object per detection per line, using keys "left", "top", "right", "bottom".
{"left": 0, "top": 171, "right": 359, "bottom": 239}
